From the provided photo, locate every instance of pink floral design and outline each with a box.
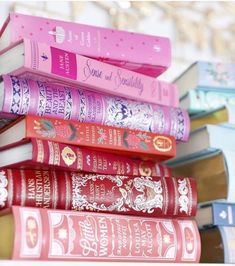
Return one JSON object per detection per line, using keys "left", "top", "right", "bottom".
{"left": 125, "top": 134, "right": 141, "bottom": 148}
{"left": 35, "top": 119, "right": 77, "bottom": 140}
{"left": 97, "top": 128, "right": 107, "bottom": 144}
{"left": 123, "top": 131, "right": 149, "bottom": 150}
{"left": 54, "top": 125, "right": 73, "bottom": 139}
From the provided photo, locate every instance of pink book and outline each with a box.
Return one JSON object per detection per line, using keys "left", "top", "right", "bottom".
{"left": 0, "top": 12, "right": 171, "bottom": 77}
{"left": 0, "top": 75, "right": 189, "bottom": 142}
{"left": 1, "top": 206, "right": 201, "bottom": 262}
{"left": 0, "top": 39, "right": 178, "bottom": 107}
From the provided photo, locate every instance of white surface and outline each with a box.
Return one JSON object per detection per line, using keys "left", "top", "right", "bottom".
{"left": 0, "top": 262, "right": 231, "bottom": 266}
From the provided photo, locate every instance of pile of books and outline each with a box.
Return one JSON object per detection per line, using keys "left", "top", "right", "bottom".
{"left": 0, "top": 13, "right": 200, "bottom": 262}
{"left": 168, "top": 61, "right": 235, "bottom": 263}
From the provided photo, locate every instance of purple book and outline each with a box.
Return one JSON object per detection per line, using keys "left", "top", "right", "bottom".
{"left": 0, "top": 75, "right": 190, "bottom": 142}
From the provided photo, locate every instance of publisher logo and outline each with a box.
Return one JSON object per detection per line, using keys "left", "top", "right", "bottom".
{"left": 139, "top": 162, "right": 152, "bottom": 176}
{"left": 62, "top": 147, "right": 77, "bottom": 166}
{"left": 153, "top": 136, "right": 172, "bottom": 152}
{"left": 41, "top": 53, "right": 49, "bottom": 61}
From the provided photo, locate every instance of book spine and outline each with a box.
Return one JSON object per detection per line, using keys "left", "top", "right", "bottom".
{"left": 26, "top": 115, "right": 176, "bottom": 160}
{"left": 156, "top": 163, "right": 172, "bottom": 177}
{"left": 31, "top": 138, "right": 169, "bottom": 177}
{"left": 2, "top": 75, "right": 189, "bottom": 141}
{"left": 212, "top": 203, "right": 235, "bottom": 226}
{"left": 16, "top": 39, "right": 177, "bottom": 107}
{"left": 6, "top": 12, "right": 171, "bottom": 77}
{"left": 10, "top": 206, "right": 200, "bottom": 261}
{"left": 182, "top": 90, "right": 235, "bottom": 114}
{"left": 0, "top": 168, "right": 197, "bottom": 217}
{"left": 198, "top": 61, "right": 235, "bottom": 89}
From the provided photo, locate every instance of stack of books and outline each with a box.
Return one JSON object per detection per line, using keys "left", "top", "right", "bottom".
{"left": 0, "top": 13, "right": 200, "bottom": 263}
{"left": 168, "top": 61, "right": 235, "bottom": 263}
{"left": 176, "top": 61, "right": 235, "bottom": 115}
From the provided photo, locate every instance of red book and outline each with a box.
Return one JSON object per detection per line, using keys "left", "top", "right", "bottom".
{"left": 0, "top": 138, "right": 171, "bottom": 177}
{"left": 0, "top": 168, "right": 197, "bottom": 217}
{"left": 0, "top": 115, "right": 176, "bottom": 161}
{"left": 0, "top": 206, "right": 201, "bottom": 262}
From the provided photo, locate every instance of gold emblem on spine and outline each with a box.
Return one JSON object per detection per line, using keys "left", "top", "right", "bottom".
{"left": 61, "top": 147, "right": 77, "bottom": 166}
{"left": 139, "top": 162, "right": 152, "bottom": 176}
{"left": 153, "top": 136, "right": 172, "bottom": 152}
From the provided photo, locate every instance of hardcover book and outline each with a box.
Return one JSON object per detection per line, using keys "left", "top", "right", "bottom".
{"left": 200, "top": 226, "right": 235, "bottom": 263}
{"left": 0, "top": 138, "right": 171, "bottom": 177}
{"left": 0, "top": 168, "right": 197, "bottom": 218}
{"left": 0, "top": 12, "right": 171, "bottom": 77}
{"left": 180, "top": 89, "right": 235, "bottom": 114}
{"left": 0, "top": 206, "right": 201, "bottom": 262}
{"left": 167, "top": 124, "right": 235, "bottom": 163}
{"left": 170, "top": 150, "right": 235, "bottom": 203}
{"left": 0, "top": 75, "right": 189, "bottom": 142}
{"left": 174, "top": 61, "right": 235, "bottom": 98}
{"left": 196, "top": 201, "right": 235, "bottom": 229}
{"left": 190, "top": 105, "right": 235, "bottom": 131}
{"left": 0, "top": 115, "right": 176, "bottom": 161}
{"left": 0, "top": 39, "right": 179, "bottom": 107}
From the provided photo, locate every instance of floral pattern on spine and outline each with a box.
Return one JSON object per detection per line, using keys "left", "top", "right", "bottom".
{"left": 34, "top": 119, "right": 77, "bottom": 141}
{"left": 105, "top": 97, "right": 165, "bottom": 133}
{"left": 123, "top": 131, "right": 150, "bottom": 150}
{"left": 6, "top": 76, "right": 188, "bottom": 141}
{"left": 200, "top": 62, "right": 235, "bottom": 89}
{"left": 33, "top": 118, "right": 165, "bottom": 151}
{"left": 71, "top": 173, "right": 165, "bottom": 214}
{"left": 97, "top": 128, "right": 107, "bottom": 144}
{"left": 206, "top": 62, "right": 229, "bottom": 86}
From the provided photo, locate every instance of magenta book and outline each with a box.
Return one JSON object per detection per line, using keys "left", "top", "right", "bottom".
{"left": 1, "top": 75, "right": 189, "bottom": 142}
{"left": 1, "top": 206, "right": 201, "bottom": 262}
{"left": 1, "top": 39, "right": 178, "bottom": 107}
{"left": 0, "top": 12, "right": 171, "bottom": 77}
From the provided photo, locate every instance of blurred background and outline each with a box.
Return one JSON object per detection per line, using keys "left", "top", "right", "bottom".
{"left": 1, "top": 1, "right": 235, "bottom": 81}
